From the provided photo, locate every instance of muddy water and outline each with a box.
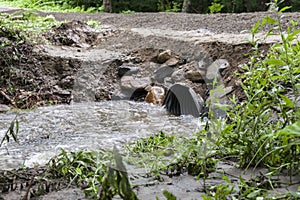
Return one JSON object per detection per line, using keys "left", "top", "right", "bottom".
{"left": 0, "top": 101, "right": 202, "bottom": 170}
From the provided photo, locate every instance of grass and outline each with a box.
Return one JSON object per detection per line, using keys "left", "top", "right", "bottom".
{"left": 0, "top": 10, "right": 61, "bottom": 46}
{"left": 47, "top": 147, "right": 138, "bottom": 200}
{"left": 0, "top": 0, "right": 103, "bottom": 13}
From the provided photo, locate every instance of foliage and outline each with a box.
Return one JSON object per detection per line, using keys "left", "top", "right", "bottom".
{"left": 202, "top": 176, "right": 235, "bottom": 199}
{"left": 0, "top": 117, "right": 19, "bottom": 147}
{"left": 0, "top": 11, "right": 61, "bottom": 45}
{"left": 0, "top": 0, "right": 103, "bottom": 13}
{"left": 120, "top": 10, "right": 135, "bottom": 14}
{"left": 85, "top": 19, "right": 102, "bottom": 28}
{"left": 157, "top": 0, "right": 182, "bottom": 12}
{"left": 221, "top": 0, "right": 300, "bottom": 173}
{"left": 208, "top": 0, "right": 224, "bottom": 14}
{"left": 125, "top": 131, "right": 218, "bottom": 181}
{"left": 162, "top": 189, "right": 177, "bottom": 200}
{"left": 47, "top": 147, "right": 138, "bottom": 200}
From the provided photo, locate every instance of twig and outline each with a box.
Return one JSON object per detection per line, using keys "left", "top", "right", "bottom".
{"left": 23, "top": 178, "right": 34, "bottom": 200}
{"left": 0, "top": 89, "right": 16, "bottom": 107}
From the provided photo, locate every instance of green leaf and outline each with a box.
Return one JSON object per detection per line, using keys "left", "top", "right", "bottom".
{"left": 247, "top": 189, "right": 261, "bottom": 198}
{"left": 280, "top": 94, "right": 293, "bottom": 108}
{"left": 9, "top": 119, "right": 15, "bottom": 135}
{"left": 264, "top": 59, "right": 286, "bottom": 66}
{"left": 75, "top": 167, "right": 82, "bottom": 175}
{"left": 11, "top": 119, "right": 18, "bottom": 143}
{"left": 286, "top": 29, "right": 300, "bottom": 41}
{"left": 262, "top": 16, "right": 278, "bottom": 26}
{"left": 15, "top": 119, "right": 19, "bottom": 137}
{"left": 222, "top": 175, "right": 231, "bottom": 183}
{"left": 62, "top": 167, "right": 68, "bottom": 175}
{"left": 279, "top": 6, "right": 292, "bottom": 13}
{"left": 162, "top": 189, "right": 177, "bottom": 200}
{"left": 279, "top": 121, "right": 300, "bottom": 136}
{"left": 251, "top": 20, "right": 261, "bottom": 34}
{"left": 75, "top": 160, "right": 87, "bottom": 167}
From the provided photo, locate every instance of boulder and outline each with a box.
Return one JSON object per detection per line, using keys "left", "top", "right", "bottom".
{"left": 206, "top": 59, "right": 230, "bottom": 81}
{"left": 145, "top": 86, "right": 165, "bottom": 106}
{"left": 163, "top": 77, "right": 173, "bottom": 89}
{"left": 185, "top": 70, "right": 206, "bottom": 82}
{"left": 171, "top": 69, "right": 185, "bottom": 82}
{"left": 162, "top": 57, "right": 180, "bottom": 67}
{"left": 154, "top": 66, "right": 175, "bottom": 83}
{"left": 120, "top": 76, "right": 152, "bottom": 90}
{"left": 118, "top": 65, "right": 139, "bottom": 77}
{"left": 157, "top": 49, "right": 172, "bottom": 64}
{"left": 0, "top": 104, "right": 10, "bottom": 113}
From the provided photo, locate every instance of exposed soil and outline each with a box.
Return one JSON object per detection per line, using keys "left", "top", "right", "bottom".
{"left": 1, "top": 6, "right": 300, "bottom": 199}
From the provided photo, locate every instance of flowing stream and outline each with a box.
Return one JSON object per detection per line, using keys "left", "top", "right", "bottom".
{"left": 0, "top": 101, "right": 202, "bottom": 170}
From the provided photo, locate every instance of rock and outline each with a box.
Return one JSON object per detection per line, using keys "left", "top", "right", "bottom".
{"left": 111, "top": 91, "right": 129, "bottom": 100}
{"left": 185, "top": 70, "right": 206, "bottom": 82}
{"left": 198, "top": 59, "right": 207, "bottom": 70}
{"left": 145, "top": 86, "right": 165, "bottom": 106}
{"left": 209, "top": 85, "right": 233, "bottom": 99}
{"left": 118, "top": 65, "right": 139, "bottom": 77}
{"left": 171, "top": 69, "right": 185, "bottom": 82}
{"left": 120, "top": 76, "right": 152, "bottom": 90}
{"left": 58, "top": 76, "right": 75, "bottom": 88}
{"left": 181, "top": 61, "right": 201, "bottom": 72}
{"left": 162, "top": 57, "right": 180, "bottom": 67}
{"left": 163, "top": 83, "right": 204, "bottom": 117}
{"left": 164, "top": 77, "right": 173, "bottom": 88}
{"left": 53, "top": 85, "right": 71, "bottom": 96}
{"left": 154, "top": 66, "right": 175, "bottom": 83}
{"left": 0, "top": 104, "right": 10, "bottom": 112}
{"left": 157, "top": 50, "right": 172, "bottom": 64}
{"left": 206, "top": 59, "right": 230, "bottom": 81}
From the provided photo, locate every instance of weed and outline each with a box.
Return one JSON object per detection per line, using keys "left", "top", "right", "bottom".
{"left": 0, "top": 0, "right": 102, "bottom": 13}
{"left": 120, "top": 10, "right": 135, "bottom": 14}
{"left": 202, "top": 176, "right": 235, "bottom": 199}
{"left": 165, "top": 2, "right": 182, "bottom": 12}
{"left": 0, "top": 116, "right": 19, "bottom": 148}
{"left": 125, "top": 130, "right": 219, "bottom": 187}
{"left": 221, "top": 0, "right": 300, "bottom": 172}
{"left": 208, "top": 0, "right": 224, "bottom": 14}
{"left": 85, "top": 19, "right": 101, "bottom": 28}
{"left": 47, "top": 147, "right": 138, "bottom": 199}
{"left": 0, "top": 11, "right": 61, "bottom": 45}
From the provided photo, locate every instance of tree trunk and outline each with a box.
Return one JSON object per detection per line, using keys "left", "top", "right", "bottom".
{"left": 182, "top": 0, "right": 192, "bottom": 12}
{"left": 103, "top": 0, "right": 112, "bottom": 13}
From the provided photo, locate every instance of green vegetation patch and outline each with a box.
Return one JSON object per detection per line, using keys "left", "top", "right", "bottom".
{"left": 0, "top": 0, "right": 103, "bottom": 13}
{"left": 125, "top": 131, "right": 218, "bottom": 179}
{"left": 47, "top": 148, "right": 138, "bottom": 199}
{"left": 0, "top": 11, "right": 61, "bottom": 46}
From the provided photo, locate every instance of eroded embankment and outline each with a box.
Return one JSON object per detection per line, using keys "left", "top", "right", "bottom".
{"left": 0, "top": 19, "right": 272, "bottom": 110}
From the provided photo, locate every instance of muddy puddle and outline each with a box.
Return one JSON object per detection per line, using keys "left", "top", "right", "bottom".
{"left": 0, "top": 101, "right": 202, "bottom": 170}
